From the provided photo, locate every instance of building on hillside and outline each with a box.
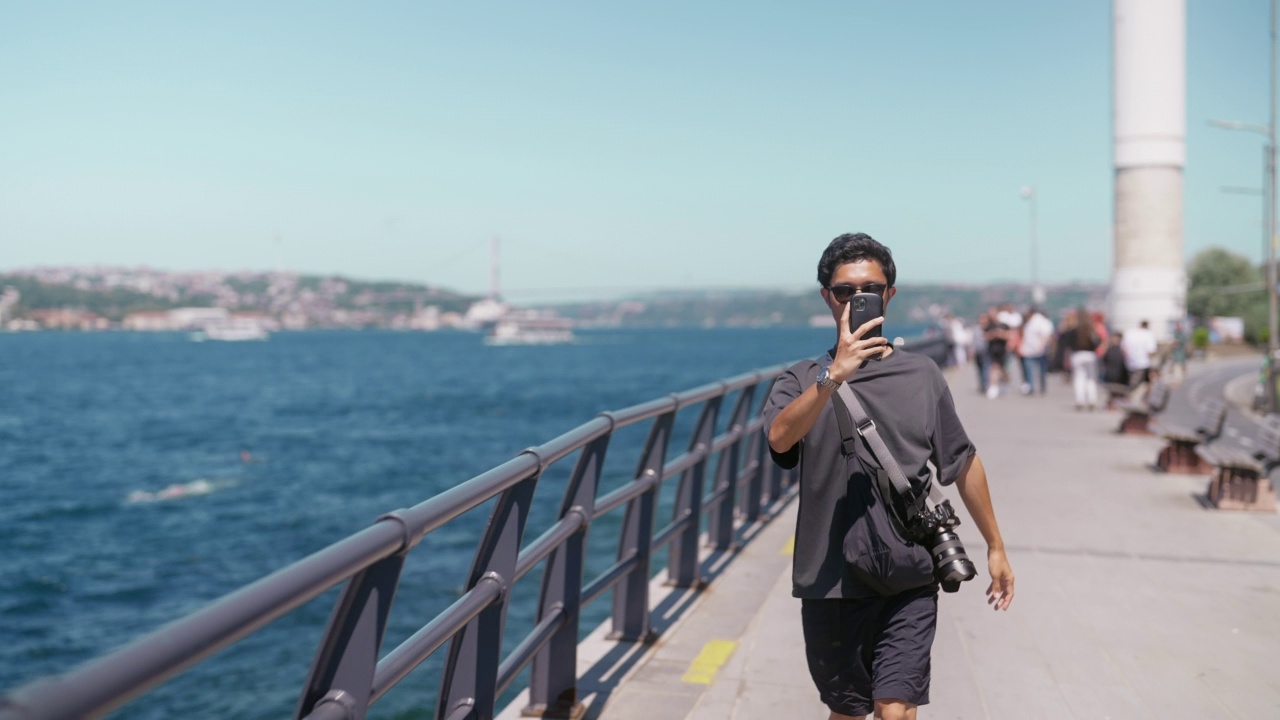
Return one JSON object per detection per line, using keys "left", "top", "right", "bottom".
{"left": 29, "top": 308, "right": 109, "bottom": 330}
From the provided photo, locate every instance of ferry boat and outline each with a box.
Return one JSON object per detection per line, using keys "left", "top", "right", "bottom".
{"left": 191, "top": 317, "right": 271, "bottom": 342}
{"left": 485, "top": 310, "right": 574, "bottom": 345}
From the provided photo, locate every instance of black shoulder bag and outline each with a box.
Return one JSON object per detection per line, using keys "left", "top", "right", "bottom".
{"left": 830, "top": 382, "right": 977, "bottom": 595}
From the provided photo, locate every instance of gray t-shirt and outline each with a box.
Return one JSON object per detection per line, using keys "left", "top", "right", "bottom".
{"left": 763, "top": 347, "right": 976, "bottom": 599}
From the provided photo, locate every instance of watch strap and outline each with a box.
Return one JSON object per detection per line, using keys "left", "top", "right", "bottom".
{"left": 816, "top": 366, "right": 839, "bottom": 390}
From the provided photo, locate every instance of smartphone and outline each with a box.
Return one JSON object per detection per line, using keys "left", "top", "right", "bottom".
{"left": 848, "top": 292, "right": 884, "bottom": 338}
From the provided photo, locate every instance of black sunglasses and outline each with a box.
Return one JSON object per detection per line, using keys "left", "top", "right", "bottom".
{"left": 826, "top": 283, "right": 887, "bottom": 303}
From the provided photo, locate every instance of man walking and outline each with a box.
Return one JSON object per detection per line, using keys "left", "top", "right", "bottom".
{"left": 1121, "top": 319, "right": 1159, "bottom": 387}
{"left": 1017, "top": 307, "right": 1055, "bottom": 395}
{"left": 764, "top": 233, "right": 1015, "bottom": 720}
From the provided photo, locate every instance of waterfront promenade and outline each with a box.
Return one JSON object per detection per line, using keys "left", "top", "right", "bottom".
{"left": 503, "top": 354, "right": 1280, "bottom": 719}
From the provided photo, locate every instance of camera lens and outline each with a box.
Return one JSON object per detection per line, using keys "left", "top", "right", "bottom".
{"left": 930, "top": 528, "right": 977, "bottom": 593}
{"left": 853, "top": 297, "right": 866, "bottom": 311}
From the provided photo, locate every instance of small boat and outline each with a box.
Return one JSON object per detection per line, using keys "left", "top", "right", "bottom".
{"left": 192, "top": 317, "right": 271, "bottom": 342}
{"left": 485, "top": 311, "right": 574, "bottom": 345}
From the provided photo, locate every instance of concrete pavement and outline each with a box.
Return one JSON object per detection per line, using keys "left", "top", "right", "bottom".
{"left": 504, "top": 355, "right": 1280, "bottom": 719}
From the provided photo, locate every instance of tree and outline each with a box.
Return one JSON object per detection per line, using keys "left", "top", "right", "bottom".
{"left": 1185, "top": 247, "right": 1268, "bottom": 342}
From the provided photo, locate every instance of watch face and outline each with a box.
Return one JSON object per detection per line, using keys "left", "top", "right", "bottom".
{"left": 817, "top": 368, "right": 830, "bottom": 384}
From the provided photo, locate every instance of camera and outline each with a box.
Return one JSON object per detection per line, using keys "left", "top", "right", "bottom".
{"left": 903, "top": 499, "right": 977, "bottom": 593}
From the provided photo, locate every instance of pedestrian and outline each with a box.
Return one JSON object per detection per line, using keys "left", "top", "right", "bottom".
{"left": 1101, "top": 332, "right": 1130, "bottom": 409}
{"left": 945, "top": 314, "right": 970, "bottom": 369}
{"left": 1122, "top": 319, "right": 1159, "bottom": 387}
{"left": 973, "top": 311, "right": 991, "bottom": 395}
{"left": 995, "top": 303, "right": 1023, "bottom": 331}
{"left": 764, "top": 233, "right": 1015, "bottom": 720}
{"left": 1064, "top": 307, "right": 1102, "bottom": 410}
{"left": 1091, "top": 312, "right": 1111, "bottom": 362}
{"left": 1017, "top": 307, "right": 1055, "bottom": 395}
{"left": 983, "top": 309, "right": 1010, "bottom": 399}
{"left": 1051, "top": 310, "right": 1072, "bottom": 377}
{"left": 1171, "top": 321, "right": 1189, "bottom": 381}
{"left": 997, "top": 303, "right": 1025, "bottom": 390}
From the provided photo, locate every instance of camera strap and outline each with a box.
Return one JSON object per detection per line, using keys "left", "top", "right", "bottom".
{"left": 830, "top": 381, "right": 944, "bottom": 515}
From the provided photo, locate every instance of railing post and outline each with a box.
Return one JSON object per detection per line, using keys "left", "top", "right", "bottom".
{"left": 294, "top": 549, "right": 407, "bottom": 720}
{"left": 609, "top": 410, "right": 673, "bottom": 641}
{"left": 668, "top": 396, "right": 722, "bottom": 588}
{"left": 437, "top": 470, "right": 539, "bottom": 720}
{"left": 524, "top": 433, "right": 609, "bottom": 718}
{"left": 708, "top": 385, "right": 755, "bottom": 550}
{"left": 756, "top": 375, "right": 785, "bottom": 507}
{"left": 740, "top": 423, "right": 764, "bottom": 523}
{"left": 766, "top": 429, "right": 790, "bottom": 504}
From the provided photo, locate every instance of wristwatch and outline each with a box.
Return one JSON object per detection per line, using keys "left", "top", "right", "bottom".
{"left": 816, "top": 366, "right": 840, "bottom": 391}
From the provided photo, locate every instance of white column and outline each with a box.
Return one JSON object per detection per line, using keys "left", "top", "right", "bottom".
{"left": 1111, "top": 0, "right": 1186, "bottom": 341}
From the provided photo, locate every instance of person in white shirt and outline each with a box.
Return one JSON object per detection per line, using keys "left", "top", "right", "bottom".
{"left": 1017, "top": 308, "right": 1055, "bottom": 395}
{"left": 1121, "top": 320, "right": 1159, "bottom": 386}
{"left": 946, "top": 314, "right": 971, "bottom": 368}
{"left": 995, "top": 304, "right": 1023, "bottom": 331}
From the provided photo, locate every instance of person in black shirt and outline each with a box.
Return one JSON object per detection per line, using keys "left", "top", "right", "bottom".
{"left": 983, "top": 312, "right": 1010, "bottom": 398}
{"left": 1063, "top": 307, "right": 1102, "bottom": 411}
{"left": 1100, "top": 331, "right": 1130, "bottom": 409}
{"left": 764, "top": 234, "right": 1015, "bottom": 720}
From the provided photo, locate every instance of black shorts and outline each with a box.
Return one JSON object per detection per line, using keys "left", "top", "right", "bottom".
{"left": 988, "top": 346, "right": 1007, "bottom": 366}
{"left": 800, "top": 588, "right": 938, "bottom": 717}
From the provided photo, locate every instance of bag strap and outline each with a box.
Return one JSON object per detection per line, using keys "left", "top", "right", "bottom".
{"left": 830, "top": 381, "right": 944, "bottom": 511}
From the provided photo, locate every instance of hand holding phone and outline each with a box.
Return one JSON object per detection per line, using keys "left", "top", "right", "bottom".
{"left": 848, "top": 292, "right": 884, "bottom": 339}
{"left": 829, "top": 292, "right": 890, "bottom": 382}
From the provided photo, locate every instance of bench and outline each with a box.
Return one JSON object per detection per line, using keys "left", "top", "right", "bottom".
{"left": 1104, "top": 381, "right": 1134, "bottom": 411}
{"left": 1115, "top": 381, "right": 1170, "bottom": 435}
{"left": 1152, "top": 398, "right": 1227, "bottom": 474}
{"left": 1196, "top": 415, "right": 1280, "bottom": 511}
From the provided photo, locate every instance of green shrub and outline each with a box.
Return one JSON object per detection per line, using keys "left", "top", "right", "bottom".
{"left": 1191, "top": 326, "right": 1210, "bottom": 349}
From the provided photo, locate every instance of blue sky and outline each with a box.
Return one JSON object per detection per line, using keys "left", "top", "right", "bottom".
{"left": 0, "top": 1, "right": 1271, "bottom": 301}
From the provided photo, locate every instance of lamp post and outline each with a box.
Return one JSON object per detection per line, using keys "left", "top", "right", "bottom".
{"left": 1207, "top": 0, "right": 1279, "bottom": 414}
{"left": 1020, "top": 185, "right": 1045, "bottom": 304}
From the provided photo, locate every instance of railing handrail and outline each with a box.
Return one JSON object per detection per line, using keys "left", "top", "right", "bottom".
{"left": 2, "top": 336, "right": 951, "bottom": 720}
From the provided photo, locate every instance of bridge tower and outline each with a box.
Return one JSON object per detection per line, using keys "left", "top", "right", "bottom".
{"left": 1110, "top": 0, "right": 1186, "bottom": 341}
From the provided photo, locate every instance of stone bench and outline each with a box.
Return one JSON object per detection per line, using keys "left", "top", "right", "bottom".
{"left": 1115, "top": 381, "right": 1170, "bottom": 436}
{"left": 1197, "top": 415, "right": 1280, "bottom": 511}
{"left": 1104, "top": 381, "right": 1134, "bottom": 411}
{"left": 1151, "top": 398, "right": 1227, "bottom": 474}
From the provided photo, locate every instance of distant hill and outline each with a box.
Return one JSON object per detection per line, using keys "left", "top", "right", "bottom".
{"left": 552, "top": 283, "right": 1109, "bottom": 328}
{"left": 0, "top": 268, "right": 477, "bottom": 328}
{"left": 1, "top": 266, "right": 1109, "bottom": 330}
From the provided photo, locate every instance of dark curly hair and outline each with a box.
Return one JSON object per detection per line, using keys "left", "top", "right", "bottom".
{"left": 816, "top": 233, "right": 896, "bottom": 288}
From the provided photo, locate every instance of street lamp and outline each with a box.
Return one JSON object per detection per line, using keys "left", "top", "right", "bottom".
{"left": 1206, "top": 0, "right": 1279, "bottom": 414}
{"left": 1020, "top": 186, "right": 1044, "bottom": 304}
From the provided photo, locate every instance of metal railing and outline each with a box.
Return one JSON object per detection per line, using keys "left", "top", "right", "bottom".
{"left": 1, "top": 336, "right": 951, "bottom": 720}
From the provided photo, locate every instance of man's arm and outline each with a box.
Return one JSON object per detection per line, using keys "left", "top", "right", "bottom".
{"left": 766, "top": 372, "right": 838, "bottom": 454}
{"left": 767, "top": 303, "right": 889, "bottom": 454}
{"left": 954, "top": 453, "right": 1014, "bottom": 610}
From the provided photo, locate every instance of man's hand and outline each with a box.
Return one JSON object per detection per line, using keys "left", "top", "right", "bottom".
{"left": 828, "top": 301, "right": 890, "bottom": 383}
{"left": 985, "top": 548, "right": 1014, "bottom": 611}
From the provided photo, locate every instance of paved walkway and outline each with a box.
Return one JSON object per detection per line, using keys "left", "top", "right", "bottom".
{"left": 504, "top": 356, "right": 1280, "bottom": 719}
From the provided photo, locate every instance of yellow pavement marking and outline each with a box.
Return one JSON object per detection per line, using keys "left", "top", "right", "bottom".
{"left": 781, "top": 535, "right": 795, "bottom": 555}
{"left": 681, "top": 639, "right": 738, "bottom": 685}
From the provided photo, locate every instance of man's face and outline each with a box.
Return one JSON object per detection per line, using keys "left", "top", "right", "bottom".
{"left": 821, "top": 259, "right": 895, "bottom": 322}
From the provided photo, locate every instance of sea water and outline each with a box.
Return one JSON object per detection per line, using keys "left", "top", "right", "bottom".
{"left": 0, "top": 326, "right": 925, "bottom": 718}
